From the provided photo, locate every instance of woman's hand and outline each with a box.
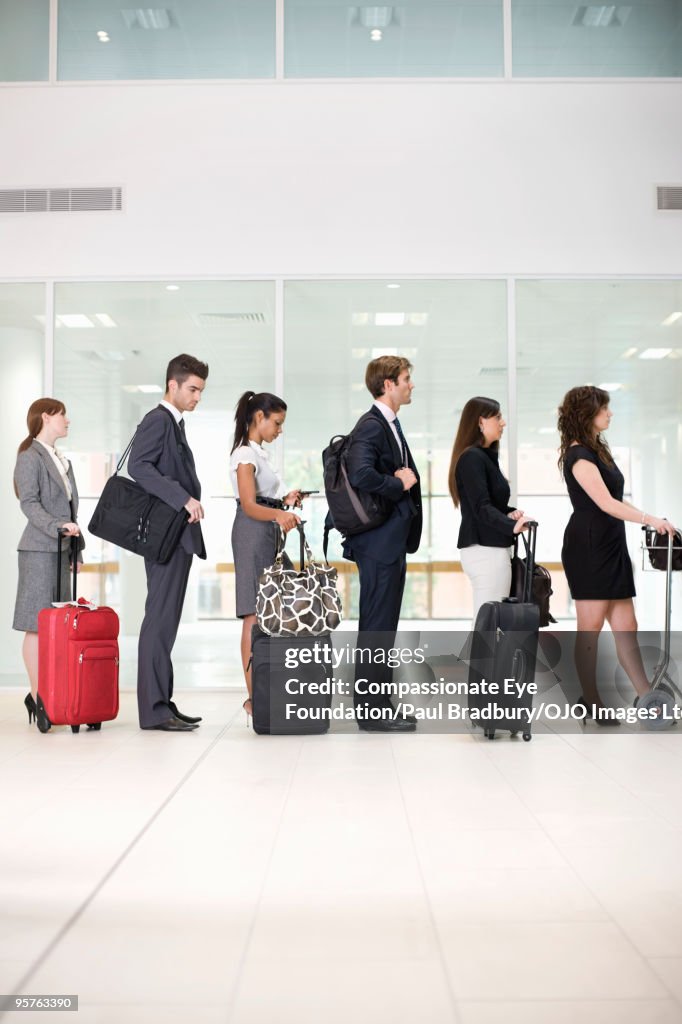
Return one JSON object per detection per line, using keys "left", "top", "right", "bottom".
{"left": 512, "top": 515, "right": 536, "bottom": 535}
{"left": 61, "top": 522, "right": 80, "bottom": 536}
{"left": 275, "top": 509, "right": 301, "bottom": 533}
{"left": 283, "top": 490, "right": 303, "bottom": 509}
{"left": 508, "top": 510, "right": 525, "bottom": 521}
{"left": 646, "top": 515, "right": 677, "bottom": 536}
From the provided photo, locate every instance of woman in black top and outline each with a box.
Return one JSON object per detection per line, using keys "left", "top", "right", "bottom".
{"left": 559, "top": 386, "right": 675, "bottom": 717}
{"left": 449, "top": 397, "right": 533, "bottom": 620}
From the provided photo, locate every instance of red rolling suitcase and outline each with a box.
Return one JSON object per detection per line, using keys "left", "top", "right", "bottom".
{"left": 36, "top": 532, "right": 120, "bottom": 734}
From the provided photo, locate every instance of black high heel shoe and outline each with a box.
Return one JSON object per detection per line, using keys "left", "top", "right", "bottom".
{"left": 24, "top": 693, "right": 37, "bottom": 724}
{"left": 577, "top": 696, "right": 621, "bottom": 727}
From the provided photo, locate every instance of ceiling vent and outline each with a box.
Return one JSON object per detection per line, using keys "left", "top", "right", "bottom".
{"left": 194, "top": 313, "right": 266, "bottom": 326}
{"left": 0, "top": 187, "right": 123, "bottom": 213}
{"left": 657, "top": 186, "right": 682, "bottom": 211}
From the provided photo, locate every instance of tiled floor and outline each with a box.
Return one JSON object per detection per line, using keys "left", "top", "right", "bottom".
{"left": 1, "top": 689, "right": 682, "bottom": 1024}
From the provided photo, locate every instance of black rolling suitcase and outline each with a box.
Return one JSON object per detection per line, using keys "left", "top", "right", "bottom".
{"left": 250, "top": 626, "right": 333, "bottom": 735}
{"left": 467, "top": 522, "right": 540, "bottom": 742}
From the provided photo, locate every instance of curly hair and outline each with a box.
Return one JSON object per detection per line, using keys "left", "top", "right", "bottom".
{"left": 557, "top": 385, "right": 614, "bottom": 475}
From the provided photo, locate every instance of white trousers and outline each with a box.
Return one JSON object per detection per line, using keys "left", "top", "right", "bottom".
{"left": 460, "top": 544, "right": 512, "bottom": 623}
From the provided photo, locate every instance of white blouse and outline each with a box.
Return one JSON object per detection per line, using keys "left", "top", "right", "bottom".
{"left": 230, "top": 441, "right": 282, "bottom": 500}
{"left": 37, "top": 440, "right": 73, "bottom": 501}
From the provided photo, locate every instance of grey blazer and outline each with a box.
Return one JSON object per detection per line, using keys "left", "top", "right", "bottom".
{"left": 14, "top": 441, "right": 85, "bottom": 557}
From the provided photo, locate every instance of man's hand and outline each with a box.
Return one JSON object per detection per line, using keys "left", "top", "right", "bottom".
{"left": 184, "top": 497, "right": 204, "bottom": 524}
{"left": 394, "top": 468, "right": 417, "bottom": 491}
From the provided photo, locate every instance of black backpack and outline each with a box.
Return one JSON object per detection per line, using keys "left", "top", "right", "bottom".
{"left": 322, "top": 413, "right": 392, "bottom": 555}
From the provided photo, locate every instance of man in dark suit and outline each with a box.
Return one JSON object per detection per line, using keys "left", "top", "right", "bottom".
{"left": 129, "top": 354, "right": 208, "bottom": 732}
{"left": 344, "top": 355, "right": 422, "bottom": 731}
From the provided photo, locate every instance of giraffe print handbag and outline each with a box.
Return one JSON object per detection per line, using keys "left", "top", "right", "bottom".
{"left": 256, "top": 524, "right": 342, "bottom": 637}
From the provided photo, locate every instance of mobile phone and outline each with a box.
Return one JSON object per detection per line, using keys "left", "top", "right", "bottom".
{"left": 299, "top": 490, "right": 320, "bottom": 497}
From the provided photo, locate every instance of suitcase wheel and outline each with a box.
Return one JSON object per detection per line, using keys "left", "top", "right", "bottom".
{"left": 484, "top": 729, "right": 495, "bottom": 741}
{"left": 523, "top": 732, "right": 532, "bottom": 742}
{"left": 36, "top": 696, "right": 51, "bottom": 734}
{"left": 510, "top": 731, "right": 518, "bottom": 739}
{"left": 71, "top": 725, "right": 81, "bottom": 734}
{"left": 87, "top": 723, "right": 102, "bottom": 731}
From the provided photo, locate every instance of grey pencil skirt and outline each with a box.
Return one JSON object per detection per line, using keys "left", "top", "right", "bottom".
{"left": 231, "top": 507, "right": 282, "bottom": 618}
{"left": 13, "top": 551, "right": 73, "bottom": 632}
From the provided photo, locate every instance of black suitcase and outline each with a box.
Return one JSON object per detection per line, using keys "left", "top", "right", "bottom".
{"left": 467, "top": 522, "right": 540, "bottom": 741}
{"left": 250, "top": 626, "right": 333, "bottom": 735}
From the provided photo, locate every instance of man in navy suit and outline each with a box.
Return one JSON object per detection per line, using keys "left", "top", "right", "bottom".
{"left": 344, "top": 356, "right": 422, "bottom": 731}
{"left": 129, "top": 354, "right": 208, "bottom": 731}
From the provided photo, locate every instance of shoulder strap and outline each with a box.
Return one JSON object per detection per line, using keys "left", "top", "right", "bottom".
{"left": 157, "top": 404, "right": 187, "bottom": 460}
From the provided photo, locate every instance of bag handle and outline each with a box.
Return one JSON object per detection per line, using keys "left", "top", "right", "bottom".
{"left": 114, "top": 406, "right": 185, "bottom": 476}
{"left": 516, "top": 521, "right": 538, "bottom": 604}
{"left": 274, "top": 522, "right": 323, "bottom": 571}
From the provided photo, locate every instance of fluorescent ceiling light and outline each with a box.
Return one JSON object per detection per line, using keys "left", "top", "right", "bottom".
{"left": 370, "top": 29, "right": 382, "bottom": 40}
{"left": 371, "top": 347, "right": 397, "bottom": 358}
{"left": 165, "top": 284, "right": 180, "bottom": 291}
{"left": 375, "top": 313, "right": 405, "bottom": 326}
{"left": 121, "top": 8, "right": 172, "bottom": 30}
{"left": 407, "top": 312, "right": 428, "bottom": 326}
{"left": 573, "top": 6, "right": 631, "bottom": 28}
{"left": 94, "top": 313, "right": 117, "bottom": 327}
{"left": 351, "top": 312, "right": 370, "bottom": 326}
{"left": 137, "top": 384, "right": 163, "bottom": 393}
{"left": 351, "top": 347, "right": 369, "bottom": 359}
{"left": 639, "top": 348, "right": 672, "bottom": 360}
{"left": 57, "top": 314, "right": 94, "bottom": 329}
{"left": 661, "top": 311, "right": 682, "bottom": 326}
{"left": 620, "top": 346, "right": 638, "bottom": 359}
{"left": 386, "top": 283, "right": 401, "bottom": 289}
{"left": 597, "top": 382, "right": 623, "bottom": 391}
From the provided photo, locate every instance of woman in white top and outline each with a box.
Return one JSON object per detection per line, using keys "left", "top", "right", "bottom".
{"left": 13, "top": 398, "right": 83, "bottom": 725}
{"left": 230, "top": 390, "right": 302, "bottom": 721}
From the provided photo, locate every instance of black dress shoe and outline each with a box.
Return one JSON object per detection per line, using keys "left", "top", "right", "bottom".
{"left": 169, "top": 701, "right": 202, "bottom": 724}
{"left": 357, "top": 718, "right": 417, "bottom": 733}
{"left": 142, "top": 716, "right": 198, "bottom": 732}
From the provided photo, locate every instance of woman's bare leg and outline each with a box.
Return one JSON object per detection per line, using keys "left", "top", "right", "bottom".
{"left": 606, "top": 599, "right": 650, "bottom": 698}
{"left": 22, "top": 632, "right": 39, "bottom": 700}
{"left": 240, "top": 614, "right": 256, "bottom": 713}
{"left": 574, "top": 601, "right": 608, "bottom": 707}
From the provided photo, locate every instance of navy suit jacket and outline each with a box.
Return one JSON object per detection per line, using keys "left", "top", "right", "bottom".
{"left": 128, "top": 405, "right": 206, "bottom": 559}
{"left": 343, "top": 406, "right": 422, "bottom": 565}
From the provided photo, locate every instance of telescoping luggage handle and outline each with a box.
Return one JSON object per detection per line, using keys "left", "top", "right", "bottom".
{"left": 56, "top": 527, "right": 78, "bottom": 603}
{"left": 516, "top": 520, "right": 538, "bottom": 605}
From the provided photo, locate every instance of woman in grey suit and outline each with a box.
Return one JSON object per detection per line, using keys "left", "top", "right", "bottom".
{"left": 13, "top": 398, "right": 83, "bottom": 722}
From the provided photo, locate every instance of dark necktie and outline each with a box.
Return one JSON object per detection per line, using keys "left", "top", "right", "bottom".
{"left": 393, "top": 417, "right": 408, "bottom": 467}
{"left": 178, "top": 418, "right": 186, "bottom": 437}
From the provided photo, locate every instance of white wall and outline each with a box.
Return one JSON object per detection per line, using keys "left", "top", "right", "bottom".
{"left": 0, "top": 81, "right": 681, "bottom": 279}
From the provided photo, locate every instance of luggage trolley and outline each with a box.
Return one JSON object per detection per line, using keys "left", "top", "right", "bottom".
{"left": 637, "top": 527, "right": 682, "bottom": 729}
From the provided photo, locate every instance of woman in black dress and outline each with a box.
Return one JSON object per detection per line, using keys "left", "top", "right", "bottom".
{"left": 558, "top": 386, "right": 675, "bottom": 718}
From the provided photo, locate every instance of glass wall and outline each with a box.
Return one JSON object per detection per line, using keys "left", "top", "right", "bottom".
{"left": 282, "top": 278, "right": 509, "bottom": 618}
{"left": 52, "top": 280, "right": 276, "bottom": 681}
{"left": 3, "top": 284, "right": 46, "bottom": 683}
{"left": 284, "top": 1, "right": 504, "bottom": 78}
{"left": 57, "top": 0, "right": 276, "bottom": 80}
{"left": 4, "top": 1, "right": 680, "bottom": 82}
{"left": 0, "top": 0, "right": 49, "bottom": 81}
{"left": 512, "top": 0, "right": 682, "bottom": 77}
{"left": 516, "top": 279, "right": 682, "bottom": 625}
